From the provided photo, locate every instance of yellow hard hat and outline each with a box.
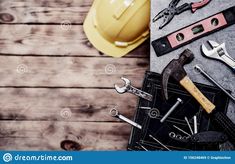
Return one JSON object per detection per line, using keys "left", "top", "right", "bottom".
{"left": 84, "top": 0, "right": 150, "bottom": 57}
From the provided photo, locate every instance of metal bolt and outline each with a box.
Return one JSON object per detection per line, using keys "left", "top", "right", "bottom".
{"left": 160, "top": 98, "right": 183, "bottom": 123}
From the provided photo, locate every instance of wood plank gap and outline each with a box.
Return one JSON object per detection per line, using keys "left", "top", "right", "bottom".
{"left": 0, "top": 23, "right": 83, "bottom": 25}
{"left": 0, "top": 53, "right": 149, "bottom": 59}
{"left": 0, "top": 86, "right": 121, "bottom": 89}
{"left": 0, "top": 120, "right": 123, "bottom": 123}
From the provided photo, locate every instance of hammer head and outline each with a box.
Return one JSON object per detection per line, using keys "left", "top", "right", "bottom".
{"left": 161, "top": 49, "right": 195, "bottom": 100}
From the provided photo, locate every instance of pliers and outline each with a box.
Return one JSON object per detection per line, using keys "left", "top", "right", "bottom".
{"left": 153, "top": 0, "right": 211, "bottom": 29}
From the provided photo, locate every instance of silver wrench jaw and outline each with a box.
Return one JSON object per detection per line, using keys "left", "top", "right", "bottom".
{"left": 201, "top": 40, "right": 223, "bottom": 59}
{"left": 114, "top": 84, "right": 127, "bottom": 94}
{"left": 121, "top": 77, "right": 131, "bottom": 85}
{"left": 114, "top": 77, "right": 153, "bottom": 101}
{"left": 114, "top": 77, "right": 131, "bottom": 94}
{"left": 208, "top": 40, "right": 220, "bottom": 48}
{"left": 201, "top": 43, "right": 219, "bottom": 59}
{"left": 201, "top": 41, "right": 235, "bottom": 71}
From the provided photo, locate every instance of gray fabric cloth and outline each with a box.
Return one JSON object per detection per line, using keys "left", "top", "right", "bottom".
{"left": 150, "top": 0, "right": 235, "bottom": 122}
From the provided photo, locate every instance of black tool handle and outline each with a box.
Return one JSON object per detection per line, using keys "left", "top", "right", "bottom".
{"left": 175, "top": 3, "right": 191, "bottom": 14}
{"left": 212, "top": 111, "right": 235, "bottom": 144}
{"left": 169, "top": 0, "right": 181, "bottom": 9}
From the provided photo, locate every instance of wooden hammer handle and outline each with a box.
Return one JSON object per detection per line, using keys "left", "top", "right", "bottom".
{"left": 180, "top": 76, "right": 215, "bottom": 113}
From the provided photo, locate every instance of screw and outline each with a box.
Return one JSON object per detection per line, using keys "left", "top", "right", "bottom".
{"left": 160, "top": 98, "right": 183, "bottom": 123}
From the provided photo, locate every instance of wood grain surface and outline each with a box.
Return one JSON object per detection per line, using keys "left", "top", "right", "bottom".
{"left": 0, "top": 0, "right": 93, "bottom": 24}
{"left": 0, "top": 56, "right": 148, "bottom": 87}
{"left": 0, "top": 88, "right": 138, "bottom": 121}
{"left": 0, "top": 121, "right": 131, "bottom": 150}
{"left": 0, "top": 0, "right": 150, "bottom": 150}
{"left": 0, "top": 25, "right": 149, "bottom": 57}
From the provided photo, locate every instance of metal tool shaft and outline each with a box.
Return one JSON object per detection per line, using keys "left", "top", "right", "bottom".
{"left": 136, "top": 142, "right": 149, "bottom": 151}
{"left": 193, "top": 116, "right": 198, "bottom": 134}
{"left": 185, "top": 117, "right": 194, "bottom": 135}
{"left": 149, "top": 134, "right": 171, "bottom": 151}
{"left": 160, "top": 98, "right": 183, "bottom": 123}
{"left": 110, "top": 109, "right": 142, "bottom": 129}
{"left": 128, "top": 85, "right": 153, "bottom": 101}
{"left": 119, "top": 114, "right": 142, "bottom": 130}
{"left": 173, "top": 125, "right": 191, "bottom": 137}
{"left": 195, "top": 65, "right": 235, "bottom": 102}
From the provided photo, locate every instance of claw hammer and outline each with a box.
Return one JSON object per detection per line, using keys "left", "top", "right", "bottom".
{"left": 161, "top": 49, "right": 235, "bottom": 144}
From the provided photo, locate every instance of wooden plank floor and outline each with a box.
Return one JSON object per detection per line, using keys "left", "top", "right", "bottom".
{"left": 0, "top": 0, "right": 149, "bottom": 150}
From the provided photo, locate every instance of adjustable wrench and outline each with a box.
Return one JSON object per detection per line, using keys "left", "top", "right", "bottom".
{"left": 114, "top": 77, "right": 153, "bottom": 101}
{"left": 201, "top": 40, "right": 235, "bottom": 72}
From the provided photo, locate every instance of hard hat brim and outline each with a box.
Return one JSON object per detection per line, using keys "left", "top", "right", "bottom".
{"left": 83, "top": 9, "right": 149, "bottom": 58}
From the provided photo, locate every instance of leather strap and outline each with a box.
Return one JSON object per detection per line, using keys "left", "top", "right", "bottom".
{"left": 152, "top": 6, "right": 235, "bottom": 57}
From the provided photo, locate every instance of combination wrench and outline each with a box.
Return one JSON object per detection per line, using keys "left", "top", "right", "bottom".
{"left": 114, "top": 77, "right": 153, "bottom": 101}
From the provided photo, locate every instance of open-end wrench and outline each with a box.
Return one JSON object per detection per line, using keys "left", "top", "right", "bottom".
{"left": 201, "top": 40, "right": 235, "bottom": 72}
{"left": 114, "top": 77, "right": 153, "bottom": 101}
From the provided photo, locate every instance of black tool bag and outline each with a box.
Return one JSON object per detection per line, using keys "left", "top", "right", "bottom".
{"left": 127, "top": 71, "right": 230, "bottom": 151}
